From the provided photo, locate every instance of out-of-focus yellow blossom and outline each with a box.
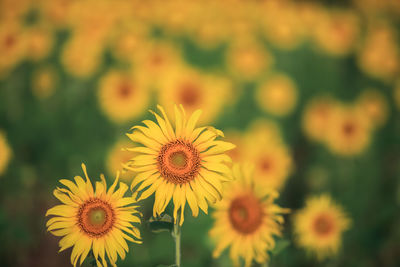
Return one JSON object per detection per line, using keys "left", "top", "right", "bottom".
{"left": 313, "top": 9, "right": 360, "bottom": 56}
{"left": 158, "top": 65, "right": 232, "bottom": 124}
{"left": 108, "top": 21, "right": 150, "bottom": 62}
{"left": 262, "top": 0, "right": 305, "bottom": 50}
{"left": 227, "top": 37, "right": 273, "bottom": 81}
{"left": 0, "top": 131, "right": 12, "bottom": 176}
{"left": 0, "top": 21, "right": 26, "bottom": 77}
{"left": 358, "top": 22, "right": 399, "bottom": 82}
{"left": 98, "top": 69, "right": 149, "bottom": 124}
{"left": 39, "top": 0, "right": 74, "bottom": 28}
{"left": 61, "top": 34, "right": 103, "bottom": 78}
{"left": 255, "top": 73, "right": 298, "bottom": 117}
{"left": 244, "top": 120, "right": 292, "bottom": 190}
{"left": 302, "top": 96, "right": 337, "bottom": 142}
{"left": 25, "top": 25, "right": 54, "bottom": 61}
{"left": 134, "top": 41, "right": 183, "bottom": 89}
{"left": 325, "top": 104, "right": 372, "bottom": 156}
{"left": 68, "top": 0, "right": 119, "bottom": 41}
{"left": 294, "top": 195, "right": 351, "bottom": 260}
{"left": 357, "top": 89, "right": 388, "bottom": 129}
{"left": 32, "top": 66, "right": 57, "bottom": 99}
{"left": 106, "top": 139, "right": 134, "bottom": 182}
{"left": 187, "top": 9, "right": 230, "bottom": 49}
{"left": 0, "top": 0, "right": 31, "bottom": 21}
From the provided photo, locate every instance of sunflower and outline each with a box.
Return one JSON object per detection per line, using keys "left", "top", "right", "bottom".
{"left": 210, "top": 164, "right": 288, "bottom": 267}
{"left": 98, "top": 69, "right": 149, "bottom": 124}
{"left": 312, "top": 9, "right": 360, "bottom": 56}
{"left": 157, "top": 65, "right": 232, "bottom": 124}
{"left": 302, "top": 96, "right": 337, "bottom": 142}
{"left": 106, "top": 139, "right": 135, "bottom": 182}
{"left": 255, "top": 73, "right": 298, "bottom": 117}
{"left": 46, "top": 164, "right": 142, "bottom": 267}
{"left": 134, "top": 41, "right": 183, "bottom": 89}
{"left": 0, "top": 20, "right": 26, "bottom": 77}
{"left": 25, "top": 25, "right": 54, "bottom": 62}
{"left": 61, "top": 34, "right": 103, "bottom": 78}
{"left": 226, "top": 37, "right": 273, "bottom": 81}
{"left": 357, "top": 21, "right": 399, "bottom": 82}
{"left": 109, "top": 20, "right": 149, "bottom": 62}
{"left": 125, "top": 105, "right": 235, "bottom": 225}
{"left": 262, "top": 0, "right": 304, "bottom": 50}
{"left": 294, "top": 195, "right": 351, "bottom": 260}
{"left": 0, "top": 131, "right": 11, "bottom": 176}
{"left": 357, "top": 89, "right": 388, "bottom": 129}
{"left": 325, "top": 104, "right": 372, "bottom": 156}
{"left": 32, "top": 65, "right": 57, "bottom": 99}
{"left": 244, "top": 136, "right": 292, "bottom": 191}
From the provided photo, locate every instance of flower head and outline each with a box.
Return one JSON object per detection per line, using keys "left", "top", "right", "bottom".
{"left": 125, "top": 105, "right": 235, "bottom": 225}
{"left": 46, "top": 164, "right": 142, "bottom": 267}
{"left": 210, "top": 164, "right": 289, "bottom": 267}
{"left": 294, "top": 194, "right": 351, "bottom": 260}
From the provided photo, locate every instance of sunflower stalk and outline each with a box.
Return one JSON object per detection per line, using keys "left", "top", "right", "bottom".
{"left": 172, "top": 213, "right": 182, "bottom": 267}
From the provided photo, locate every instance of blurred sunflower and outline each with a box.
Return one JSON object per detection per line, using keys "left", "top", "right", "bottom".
{"left": 46, "top": 164, "right": 142, "bottom": 267}
{"left": 109, "top": 20, "right": 150, "bottom": 62}
{"left": 32, "top": 65, "right": 57, "bottom": 99}
{"left": 210, "top": 164, "right": 288, "bottom": 267}
{"left": 0, "top": 21, "right": 26, "bottom": 77}
{"left": 188, "top": 11, "right": 230, "bottom": 49}
{"left": 125, "top": 105, "right": 235, "bottom": 225}
{"left": 313, "top": 9, "right": 360, "bottom": 56}
{"left": 325, "top": 104, "right": 372, "bottom": 156}
{"left": 294, "top": 195, "right": 351, "bottom": 260}
{"left": 226, "top": 37, "right": 273, "bottom": 81}
{"left": 302, "top": 96, "right": 337, "bottom": 142}
{"left": 157, "top": 66, "right": 232, "bottom": 124}
{"left": 358, "top": 22, "right": 399, "bottom": 81}
{"left": 0, "top": 131, "right": 11, "bottom": 176}
{"left": 134, "top": 41, "right": 183, "bottom": 88}
{"left": 262, "top": 0, "right": 304, "bottom": 50}
{"left": 357, "top": 89, "right": 388, "bottom": 129}
{"left": 106, "top": 139, "right": 134, "bottom": 182}
{"left": 61, "top": 34, "right": 103, "bottom": 78}
{"left": 255, "top": 73, "right": 298, "bottom": 117}
{"left": 25, "top": 25, "right": 54, "bottom": 61}
{"left": 98, "top": 69, "right": 149, "bottom": 124}
{"left": 244, "top": 137, "right": 292, "bottom": 191}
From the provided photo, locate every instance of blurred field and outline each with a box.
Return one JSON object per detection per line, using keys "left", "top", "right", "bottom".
{"left": 0, "top": 0, "right": 400, "bottom": 266}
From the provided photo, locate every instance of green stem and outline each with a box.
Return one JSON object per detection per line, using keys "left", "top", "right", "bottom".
{"left": 261, "top": 262, "right": 268, "bottom": 267}
{"left": 173, "top": 214, "right": 182, "bottom": 267}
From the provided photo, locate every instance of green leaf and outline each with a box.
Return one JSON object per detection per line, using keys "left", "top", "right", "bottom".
{"left": 271, "top": 239, "right": 290, "bottom": 255}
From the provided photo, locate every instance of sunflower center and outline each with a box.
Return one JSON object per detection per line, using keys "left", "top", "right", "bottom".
{"left": 229, "top": 194, "right": 263, "bottom": 234}
{"left": 78, "top": 198, "right": 115, "bottom": 237}
{"left": 180, "top": 82, "right": 200, "bottom": 107}
{"left": 259, "top": 157, "right": 273, "bottom": 172}
{"left": 343, "top": 122, "right": 355, "bottom": 136}
{"left": 118, "top": 82, "right": 133, "bottom": 98}
{"left": 157, "top": 140, "right": 201, "bottom": 184}
{"left": 4, "top": 35, "right": 15, "bottom": 48}
{"left": 313, "top": 214, "right": 334, "bottom": 236}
